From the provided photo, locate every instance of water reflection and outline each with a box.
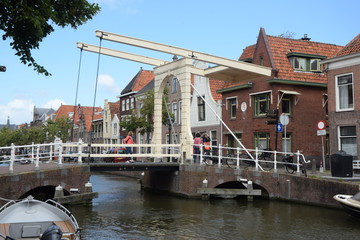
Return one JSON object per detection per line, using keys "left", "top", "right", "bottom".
{"left": 69, "top": 173, "right": 360, "bottom": 240}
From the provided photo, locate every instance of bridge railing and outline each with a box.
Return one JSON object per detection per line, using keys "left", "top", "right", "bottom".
{"left": 192, "top": 143, "right": 309, "bottom": 174}
{"left": 0, "top": 140, "right": 183, "bottom": 173}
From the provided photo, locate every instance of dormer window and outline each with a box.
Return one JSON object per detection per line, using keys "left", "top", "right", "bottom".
{"left": 310, "top": 59, "right": 320, "bottom": 71}
{"left": 293, "top": 57, "right": 306, "bottom": 70}
{"left": 287, "top": 52, "right": 325, "bottom": 72}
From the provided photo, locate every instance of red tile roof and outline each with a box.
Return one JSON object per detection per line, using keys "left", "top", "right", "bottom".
{"left": 335, "top": 34, "right": 360, "bottom": 57}
{"left": 54, "top": 104, "right": 103, "bottom": 131}
{"left": 109, "top": 100, "right": 120, "bottom": 119}
{"left": 209, "top": 78, "right": 225, "bottom": 101}
{"left": 133, "top": 70, "right": 154, "bottom": 91}
{"left": 238, "top": 29, "right": 343, "bottom": 85}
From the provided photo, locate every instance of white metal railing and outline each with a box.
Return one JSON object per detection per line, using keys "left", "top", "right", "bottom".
{"left": 192, "top": 143, "right": 309, "bottom": 174}
{"left": 0, "top": 140, "right": 183, "bottom": 173}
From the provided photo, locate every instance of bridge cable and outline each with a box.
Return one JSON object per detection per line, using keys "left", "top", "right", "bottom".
{"left": 71, "top": 46, "right": 84, "bottom": 142}
{"left": 88, "top": 34, "right": 103, "bottom": 157}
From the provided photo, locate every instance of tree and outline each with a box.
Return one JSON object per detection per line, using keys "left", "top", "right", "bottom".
{"left": 0, "top": 0, "right": 100, "bottom": 76}
{"left": 46, "top": 117, "right": 72, "bottom": 142}
{"left": 120, "top": 87, "right": 174, "bottom": 143}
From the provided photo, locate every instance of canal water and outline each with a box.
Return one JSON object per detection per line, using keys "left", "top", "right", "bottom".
{"left": 69, "top": 172, "right": 360, "bottom": 240}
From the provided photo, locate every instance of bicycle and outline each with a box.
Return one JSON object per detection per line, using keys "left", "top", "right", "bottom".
{"left": 283, "top": 154, "right": 307, "bottom": 177}
{"left": 225, "top": 148, "right": 274, "bottom": 170}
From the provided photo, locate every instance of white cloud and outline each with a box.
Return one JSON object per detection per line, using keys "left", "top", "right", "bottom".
{"left": 0, "top": 98, "right": 34, "bottom": 125}
{"left": 98, "top": 74, "right": 121, "bottom": 94}
{"left": 0, "top": 98, "right": 67, "bottom": 125}
{"left": 42, "top": 99, "right": 66, "bottom": 109}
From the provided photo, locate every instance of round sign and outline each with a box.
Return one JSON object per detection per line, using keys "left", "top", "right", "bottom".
{"left": 317, "top": 121, "right": 326, "bottom": 130}
{"left": 280, "top": 114, "right": 289, "bottom": 126}
{"left": 241, "top": 102, "right": 247, "bottom": 112}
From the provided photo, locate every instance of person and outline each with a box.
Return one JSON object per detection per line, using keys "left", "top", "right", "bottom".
{"left": 193, "top": 133, "right": 202, "bottom": 162}
{"left": 202, "top": 133, "right": 211, "bottom": 162}
{"left": 123, "top": 131, "right": 135, "bottom": 162}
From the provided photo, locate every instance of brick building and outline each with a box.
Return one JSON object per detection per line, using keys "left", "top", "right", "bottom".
{"left": 118, "top": 68, "right": 154, "bottom": 142}
{"left": 322, "top": 33, "right": 360, "bottom": 158}
{"left": 218, "top": 28, "right": 343, "bottom": 162}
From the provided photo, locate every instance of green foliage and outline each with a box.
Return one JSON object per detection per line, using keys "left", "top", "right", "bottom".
{"left": 119, "top": 87, "right": 174, "bottom": 141}
{"left": 0, "top": 0, "right": 100, "bottom": 75}
{"left": 46, "top": 116, "right": 71, "bottom": 142}
{"left": 0, "top": 117, "right": 71, "bottom": 146}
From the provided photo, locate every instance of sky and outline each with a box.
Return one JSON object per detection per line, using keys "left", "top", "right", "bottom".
{"left": 0, "top": 0, "right": 359, "bottom": 125}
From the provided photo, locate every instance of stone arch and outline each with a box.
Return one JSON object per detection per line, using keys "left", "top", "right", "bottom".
{"left": 213, "top": 181, "right": 270, "bottom": 198}
{"left": 18, "top": 185, "right": 71, "bottom": 201}
{"left": 153, "top": 59, "right": 194, "bottom": 161}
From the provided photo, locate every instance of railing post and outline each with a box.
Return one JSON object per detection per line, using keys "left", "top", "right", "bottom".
{"left": 31, "top": 142, "right": 34, "bottom": 160}
{"left": 9, "top": 143, "right": 14, "bottom": 173}
{"left": 35, "top": 144, "right": 40, "bottom": 170}
{"left": 218, "top": 144, "right": 222, "bottom": 168}
{"left": 255, "top": 147, "right": 259, "bottom": 171}
{"left": 49, "top": 143, "right": 53, "bottom": 162}
{"left": 78, "top": 139, "right": 83, "bottom": 163}
{"left": 273, "top": 150, "right": 277, "bottom": 173}
{"left": 236, "top": 147, "right": 240, "bottom": 169}
{"left": 296, "top": 150, "right": 300, "bottom": 175}
{"left": 58, "top": 140, "right": 63, "bottom": 166}
{"left": 200, "top": 144, "right": 203, "bottom": 165}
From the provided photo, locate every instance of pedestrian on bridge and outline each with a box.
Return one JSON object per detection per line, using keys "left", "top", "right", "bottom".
{"left": 124, "top": 131, "right": 135, "bottom": 161}
{"left": 193, "top": 133, "right": 202, "bottom": 162}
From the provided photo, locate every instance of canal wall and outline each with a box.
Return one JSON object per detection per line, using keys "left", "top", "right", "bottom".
{"left": 141, "top": 164, "right": 360, "bottom": 207}
{"left": 0, "top": 165, "right": 91, "bottom": 205}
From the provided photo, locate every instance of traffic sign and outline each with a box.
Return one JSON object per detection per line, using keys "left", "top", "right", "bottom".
{"left": 317, "top": 130, "right": 326, "bottom": 136}
{"left": 277, "top": 123, "right": 283, "bottom": 132}
{"left": 280, "top": 114, "right": 289, "bottom": 126}
{"left": 317, "top": 121, "right": 326, "bottom": 130}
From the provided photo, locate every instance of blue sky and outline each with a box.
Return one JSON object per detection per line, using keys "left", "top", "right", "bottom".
{"left": 0, "top": 0, "right": 359, "bottom": 125}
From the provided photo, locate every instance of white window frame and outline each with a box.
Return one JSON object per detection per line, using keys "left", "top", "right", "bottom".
{"left": 172, "top": 102, "right": 178, "bottom": 124}
{"left": 338, "top": 125, "right": 357, "bottom": 156}
{"left": 335, "top": 73, "right": 354, "bottom": 112}
{"left": 310, "top": 59, "right": 320, "bottom": 72}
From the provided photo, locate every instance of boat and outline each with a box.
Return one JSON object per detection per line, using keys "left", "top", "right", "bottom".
{"left": 334, "top": 192, "right": 360, "bottom": 218}
{"left": 0, "top": 196, "right": 80, "bottom": 240}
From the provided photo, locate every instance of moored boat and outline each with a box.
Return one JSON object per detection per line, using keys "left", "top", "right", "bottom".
{"left": 0, "top": 196, "right": 80, "bottom": 240}
{"left": 334, "top": 192, "right": 360, "bottom": 218}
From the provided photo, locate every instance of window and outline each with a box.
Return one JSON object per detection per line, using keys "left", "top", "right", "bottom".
{"left": 113, "top": 123, "right": 117, "bottom": 135}
{"left": 281, "top": 94, "right": 291, "bottom": 115}
{"left": 254, "top": 93, "right": 270, "bottom": 116}
{"left": 172, "top": 102, "right": 178, "bottom": 124}
{"left": 339, "top": 126, "right": 357, "bottom": 157}
{"left": 172, "top": 77, "right": 178, "bottom": 93}
{"left": 197, "top": 96, "right": 205, "bottom": 121}
{"left": 336, "top": 74, "right": 354, "bottom": 111}
{"left": 130, "top": 98, "right": 135, "bottom": 109}
{"left": 179, "top": 101, "right": 182, "bottom": 124}
{"left": 310, "top": 59, "right": 320, "bottom": 71}
{"left": 121, "top": 100, "right": 125, "bottom": 111}
{"left": 210, "top": 130, "right": 217, "bottom": 147}
{"left": 226, "top": 133, "right": 242, "bottom": 154}
{"left": 282, "top": 133, "right": 292, "bottom": 152}
{"left": 228, "top": 98, "right": 237, "bottom": 119}
{"left": 293, "top": 57, "right": 306, "bottom": 70}
{"left": 126, "top": 99, "right": 130, "bottom": 111}
{"left": 254, "top": 133, "right": 269, "bottom": 149}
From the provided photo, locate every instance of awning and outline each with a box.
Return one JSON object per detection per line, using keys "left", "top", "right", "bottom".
{"left": 278, "top": 90, "right": 301, "bottom": 106}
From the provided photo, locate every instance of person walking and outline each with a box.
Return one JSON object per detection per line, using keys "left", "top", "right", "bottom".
{"left": 193, "top": 133, "right": 202, "bottom": 162}
{"left": 123, "top": 131, "right": 135, "bottom": 162}
{"left": 202, "top": 133, "right": 211, "bottom": 162}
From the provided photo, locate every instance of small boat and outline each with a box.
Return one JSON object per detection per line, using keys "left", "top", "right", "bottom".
{"left": 334, "top": 192, "right": 360, "bottom": 218}
{"left": 0, "top": 196, "right": 80, "bottom": 240}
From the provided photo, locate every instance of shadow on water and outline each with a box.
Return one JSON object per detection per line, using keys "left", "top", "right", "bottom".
{"left": 69, "top": 173, "right": 360, "bottom": 240}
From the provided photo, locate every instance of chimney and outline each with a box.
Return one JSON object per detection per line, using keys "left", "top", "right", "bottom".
{"left": 301, "top": 34, "right": 311, "bottom": 41}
